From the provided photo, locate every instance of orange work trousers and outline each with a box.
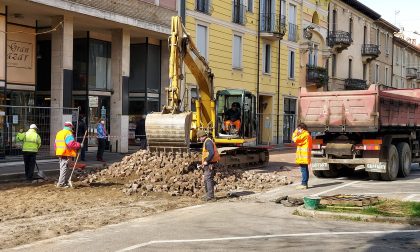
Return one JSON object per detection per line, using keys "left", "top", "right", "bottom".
{"left": 224, "top": 120, "right": 241, "bottom": 131}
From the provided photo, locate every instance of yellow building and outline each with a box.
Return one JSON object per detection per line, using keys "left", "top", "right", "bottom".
{"left": 184, "top": 0, "right": 302, "bottom": 145}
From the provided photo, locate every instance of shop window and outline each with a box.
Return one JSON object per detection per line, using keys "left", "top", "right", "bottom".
{"left": 36, "top": 40, "right": 51, "bottom": 91}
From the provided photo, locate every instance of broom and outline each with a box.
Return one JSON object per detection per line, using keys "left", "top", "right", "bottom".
{"left": 68, "top": 130, "right": 88, "bottom": 188}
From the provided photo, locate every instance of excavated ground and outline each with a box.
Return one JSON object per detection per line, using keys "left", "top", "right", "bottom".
{"left": 0, "top": 149, "right": 299, "bottom": 249}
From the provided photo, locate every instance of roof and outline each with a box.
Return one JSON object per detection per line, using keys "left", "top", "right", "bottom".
{"left": 375, "top": 18, "right": 399, "bottom": 33}
{"left": 340, "top": 0, "right": 381, "bottom": 20}
{"left": 394, "top": 36, "right": 420, "bottom": 54}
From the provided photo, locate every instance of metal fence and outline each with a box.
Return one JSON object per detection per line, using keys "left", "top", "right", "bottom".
{"left": 0, "top": 105, "right": 79, "bottom": 160}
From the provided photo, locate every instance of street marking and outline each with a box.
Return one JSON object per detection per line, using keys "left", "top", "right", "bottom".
{"left": 312, "top": 181, "right": 360, "bottom": 196}
{"left": 359, "top": 192, "right": 420, "bottom": 195}
{"left": 115, "top": 229, "right": 420, "bottom": 251}
{"left": 403, "top": 194, "right": 419, "bottom": 201}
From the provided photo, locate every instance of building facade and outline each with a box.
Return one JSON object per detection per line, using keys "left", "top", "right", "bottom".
{"left": 327, "top": 0, "right": 382, "bottom": 91}
{"left": 0, "top": 0, "right": 177, "bottom": 156}
{"left": 369, "top": 18, "right": 398, "bottom": 87}
{"left": 300, "top": 0, "right": 329, "bottom": 92}
{"left": 393, "top": 36, "right": 420, "bottom": 89}
{"left": 184, "top": 0, "right": 302, "bottom": 144}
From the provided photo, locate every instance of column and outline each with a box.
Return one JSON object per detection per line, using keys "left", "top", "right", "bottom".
{"left": 50, "top": 15, "right": 73, "bottom": 154}
{"left": 110, "top": 29, "right": 130, "bottom": 153}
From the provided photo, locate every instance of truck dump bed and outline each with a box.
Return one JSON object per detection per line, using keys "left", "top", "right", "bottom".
{"left": 299, "top": 85, "right": 420, "bottom": 132}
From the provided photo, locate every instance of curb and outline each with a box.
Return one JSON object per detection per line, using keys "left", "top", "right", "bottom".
{"left": 295, "top": 205, "right": 420, "bottom": 225}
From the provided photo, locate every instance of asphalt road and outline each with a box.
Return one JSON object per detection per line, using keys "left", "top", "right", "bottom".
{"left": 6, "top": 151, "right": 420, "bottom": 252}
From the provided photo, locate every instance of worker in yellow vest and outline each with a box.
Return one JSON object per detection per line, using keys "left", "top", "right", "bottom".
{"left": 292, "top": 123, "right": 313, "bottom": 190}
{"left": 16, "top": 124, "right": 41, "bottom": 182}
{"left": 197, "top": 130, "right": 220, "bottom": 201}
{"left": 55, "top": 122, "right": 81, "bottom": 188}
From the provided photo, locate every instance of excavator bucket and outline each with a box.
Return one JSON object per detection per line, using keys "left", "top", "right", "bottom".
{"left": 145, "top": 112, "right": 192, "bottom": 152}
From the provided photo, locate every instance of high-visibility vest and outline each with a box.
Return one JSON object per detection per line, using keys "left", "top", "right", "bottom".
{"left": 21, "top": 129, "right": 41, "bottom": 153}
{"left": 202, "top": 138, "right": 220, "bottom": 164}
{"left": 292, "top": 129, "right": 312, "bottom": 165}
{"left": 55, "top": 129, "right": 77, "bottom": 157}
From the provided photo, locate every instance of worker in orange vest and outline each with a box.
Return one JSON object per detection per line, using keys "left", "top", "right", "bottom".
{"left": 197, "top": 130, "right": 220, "bottom": 201}
{"left": 55, "top": 122, "right": 81, "bottom": 188}
{"left": 292, "top": 123, "right": 312, "bottom": 190}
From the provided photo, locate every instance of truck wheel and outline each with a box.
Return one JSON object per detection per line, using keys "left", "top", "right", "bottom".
{"left": 368, "top": 172, "right": 381, "bottom": 180}
{"left": 322, "top": 165, "right": 340, "bottom": 178}
{"left": 397, "top": 142, "right": 411, "bottom": 177}
{"left": 313, "top": 170, "right": 325, "bottom": 178}
{"left": 381, "top": 145, "right": 399, "bottom": 181}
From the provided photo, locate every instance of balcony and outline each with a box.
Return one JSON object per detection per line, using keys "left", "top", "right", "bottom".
{"left": 232, "top": 2, "right": 246, "bottom": 25}
{"left": 406, "top": 67, "right": 417, "bottom": 79}
{"left": 196, "top": 0, "right": 211, "bottom": 14}
{"left": 345, "top": 78, "right": 367, "bottom": 90}
{"left": 327, "top": 31, "right": 352, "bottom": 53}
{"left": 361, "top": 44, "right": 380, "bottom": 63}
{"left": 288, "top": 23, "right": 298, "bottom": 42}
{"left": 260, "top": 14, "right": 286, "bottom": 40}
{"left": 306, "top": 65, "right": 329, "bottom": 88}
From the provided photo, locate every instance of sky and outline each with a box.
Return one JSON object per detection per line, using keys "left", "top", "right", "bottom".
{"left": 359, "top": 0, "right": 420, "bottom": 43}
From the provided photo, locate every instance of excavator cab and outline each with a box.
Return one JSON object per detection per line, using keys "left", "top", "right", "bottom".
{"left": 215, "top": 89, "right": 257, "bottom": 139}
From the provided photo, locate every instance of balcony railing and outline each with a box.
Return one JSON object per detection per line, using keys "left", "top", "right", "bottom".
{"left": 327, "top": 31, "right": 352, "bottom": 52}
{"left": 260, "top": 14, "right": 286, "bottom": 37}
{"left": 407, "top": 67, "right": 417, "bottom": 79}
{"left": 288, "top": 23, "right": 298, "bottom": 42}
{"left": 345, "top": 78, "right": 367, "bottom": 90}
{"left": 196, "top": 0, "right": 211, "bottom": 14}
{"left": 361, "top": 44, "right": 380, "bottom": 57}
{"left": 306, "top": 65, "right": 328, "bottom": 87}
{"left": 417, "top": 72, "right": 420, "bottom": 82}
{"left": 232, "top": 2, "right": 246, "bottom": 25}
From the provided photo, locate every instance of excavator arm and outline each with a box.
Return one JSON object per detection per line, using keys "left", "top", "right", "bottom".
{"left": 146, "top": 16, "right": 215, "bottom": 151}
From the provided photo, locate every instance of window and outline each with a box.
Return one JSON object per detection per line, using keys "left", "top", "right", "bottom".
{"left": 396, "top": 46, "right": 399, "bottom": 64}
{"left": 385, "top": 35, "right": 389, "bottom": 54}
{"left": 363, "top": 63, "right": 367, "bottom": 81}
{"left": 349, "top": 18, "right": 353, "bottom": 38}
{"left": 348, "top": 59, "right": 352, "bottom": 78}
{"left": 281, "top": 0, "right": 286, "bottom": 16}
{"left": 232, "top": 34, "right": 242, "bottom": 69}
{"left": 247, "top": 0, "right": 253, "bottom": 12}
{"left": 375, "top": 64, "right": 379, "bottom": 83}
{"left": 376, "top": 29, "right": 380, "bottom": 46}
{"left": 308, "top": 44, "right": 318, "bottom": 66}
{"left": 196, "top": 24, "right": 208, "bottom": 59}
{"left": 263, "top": 43, "right": 271, "bottom": 73}
{"left": 196, "top": 0, "right": 210, "bottom": 14}
{"left": 288, "top": 50, "right": 295, "bottom": 79}
{"left": 332, "top": 54, "right": 336, "bottom": 77}
{"left": 89, "top": 39, "right": 112, "bottom": 90}
{"left": 288, "top": 4, "right": 297, "bottom": 42}
{"left": 233, "top": 0, "right": 245, "bottom": 24}
{"left": 332, "top": 9, "right": 337, "bottom": 31}
{"left": 385, "top": 67, "right": 389, "bottom": 85}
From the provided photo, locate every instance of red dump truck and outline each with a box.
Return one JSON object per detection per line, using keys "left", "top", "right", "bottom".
{"left": 299, "top": 84, "right": 420, "bottom": 181}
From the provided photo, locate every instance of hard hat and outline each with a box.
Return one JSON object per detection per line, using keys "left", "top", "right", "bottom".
{"left": 30, "top": 124, "right": 37, "bottom": 129}
{"left": 196, "top": 130, "right": 207, "bottom": 138}
{"left": 64, "top": 121, "right": 73, "bottom": 127}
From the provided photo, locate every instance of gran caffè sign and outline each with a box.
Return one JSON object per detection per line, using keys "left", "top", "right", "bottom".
{"left": 7, "top": 40, "right": 33, "bottom": 69}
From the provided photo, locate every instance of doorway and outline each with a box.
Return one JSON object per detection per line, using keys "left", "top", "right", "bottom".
{"left": 258, "top": 95, "right": 273, "bottom": 145}
{"left": 283, "top": 97, "right": 296, "bottom": 143}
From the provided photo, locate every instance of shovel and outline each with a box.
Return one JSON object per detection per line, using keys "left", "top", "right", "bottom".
{"left": 35, "top": 161, "right": 48, "bottom": 181}
{"left": 68, "top": 130, "right": 88, "bottom": 188}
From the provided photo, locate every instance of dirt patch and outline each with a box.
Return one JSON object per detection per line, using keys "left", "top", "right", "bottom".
{"left": 0, "top": 150, "right": 299, "bottom": 249}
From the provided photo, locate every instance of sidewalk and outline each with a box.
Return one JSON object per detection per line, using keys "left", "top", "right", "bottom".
{"left": 0, "top": 150, "right": 135, "bottom": 182}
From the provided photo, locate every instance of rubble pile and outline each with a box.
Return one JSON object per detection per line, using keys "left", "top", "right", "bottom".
{"left": 83, "top": 150, "right": 291, "bottom": 197}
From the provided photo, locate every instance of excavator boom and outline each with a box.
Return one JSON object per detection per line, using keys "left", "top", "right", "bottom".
{"left": 146, "top": 16, "right": 214, "bottom": 151}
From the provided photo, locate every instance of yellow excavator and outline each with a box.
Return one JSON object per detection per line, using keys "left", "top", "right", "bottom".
{"left": 145, "top": 16, "right": 269, "bottom": 167}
